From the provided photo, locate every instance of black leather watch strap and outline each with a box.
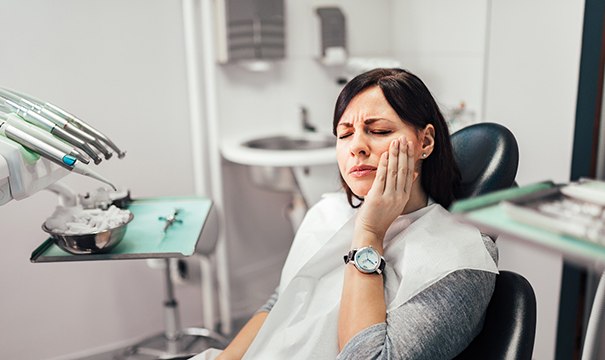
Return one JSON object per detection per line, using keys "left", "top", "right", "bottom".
{"left": 343, "top": 249, "right": 357, "bottom": 264}
{"left": 377, "top": 257, "right": 386, "bottom": 274}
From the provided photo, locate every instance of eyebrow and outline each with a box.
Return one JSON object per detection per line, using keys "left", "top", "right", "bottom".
{"left": 337, "top": 118, "right": 391, "bottom": 129}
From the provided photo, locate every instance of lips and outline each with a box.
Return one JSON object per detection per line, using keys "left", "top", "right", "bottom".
{"left": 349, "top": 164, "right": 377, "bottom": 178}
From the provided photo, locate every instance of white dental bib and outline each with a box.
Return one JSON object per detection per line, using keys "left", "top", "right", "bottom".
{"left": 195, "top": 193, "right": 498, "bottom": 360}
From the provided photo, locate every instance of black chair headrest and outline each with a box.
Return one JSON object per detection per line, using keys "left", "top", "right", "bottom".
{"left": 451, "top": 122, "right": 519, "bottom": 200}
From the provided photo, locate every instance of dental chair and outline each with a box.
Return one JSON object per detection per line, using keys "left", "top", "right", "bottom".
{"left": 450, "top": 122, "right": 537, "bottom": 360}
{"left": 166, "top": 122, "right": 535, "bottom": 360}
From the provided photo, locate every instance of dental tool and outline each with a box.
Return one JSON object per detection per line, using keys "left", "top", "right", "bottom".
{"left": 0, "top": 119, "right": 117, "bottom": 190}
{"left": 0, "top": 94, "right": 103, "bottom": 164}
{"left": 0, "top": 110, "right": 90, "bottom": 164}
{"left": 0, "top": 88, "right": 113, "bottom": 160}
{"left": 158, "top": 208, "right": 183, "bottom": 233}
{"left": 45, "top": 102, "right": 126, "bottom": 159}
{"left": 2, "top": 87, "right": 126, "bottom": 159}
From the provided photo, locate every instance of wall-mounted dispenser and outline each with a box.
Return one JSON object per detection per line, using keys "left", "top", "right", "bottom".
{"left": 216, "top": 0, "right": 285, "bottom": 70}
{"left": 315, "top": 6, "right": 347, "bottom": 66}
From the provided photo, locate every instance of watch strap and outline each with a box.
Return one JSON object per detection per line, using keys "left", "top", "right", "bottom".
{"left": 343, "top": 249, "right": 357, "bottom": 264}
{"left": 377, "top": 257, "right": 386, "bottom": 274}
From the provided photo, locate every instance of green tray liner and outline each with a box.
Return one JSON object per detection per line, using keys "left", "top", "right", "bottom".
{"left": 31, "top": 197, "right": 212, "bottom": 263}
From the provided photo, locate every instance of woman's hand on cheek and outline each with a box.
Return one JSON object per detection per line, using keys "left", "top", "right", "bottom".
{"left": 354, "top": 137, "right": 417, "bottom": 244}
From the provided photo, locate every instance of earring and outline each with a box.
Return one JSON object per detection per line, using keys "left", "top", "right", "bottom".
{"left": 422, "top": 153, "right": 427, "bottom": 158}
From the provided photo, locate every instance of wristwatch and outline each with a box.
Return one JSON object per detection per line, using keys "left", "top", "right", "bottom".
{"left": 343, "top": 246, "right": 386, "bottom": 275}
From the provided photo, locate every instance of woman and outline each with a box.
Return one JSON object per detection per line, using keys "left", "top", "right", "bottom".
{"left": 200, "top": 68, "right": 498, "bottom": 360}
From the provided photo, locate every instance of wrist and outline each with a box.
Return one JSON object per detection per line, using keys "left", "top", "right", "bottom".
{"left": 351, "top": 230, "right": 384, "bottom": 252}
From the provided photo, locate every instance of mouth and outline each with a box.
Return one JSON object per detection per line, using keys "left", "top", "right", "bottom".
{"left": 349, "top": 164, "right": 377, "bottom": 178}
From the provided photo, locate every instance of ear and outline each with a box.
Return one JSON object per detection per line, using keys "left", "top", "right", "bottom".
{"left": 419, "top": 124, "right": 435, "bottom": 159}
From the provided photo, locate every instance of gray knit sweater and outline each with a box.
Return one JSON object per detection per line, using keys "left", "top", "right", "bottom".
{"left": 257, "top": 236, "right": 498, "bottom": 360}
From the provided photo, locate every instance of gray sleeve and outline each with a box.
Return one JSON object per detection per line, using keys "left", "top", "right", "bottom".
{"left": 256, "top": 287, "right": 279, "bottom": 313}
{"left": 336, "top": 237, "right": 497, "bottom": 360}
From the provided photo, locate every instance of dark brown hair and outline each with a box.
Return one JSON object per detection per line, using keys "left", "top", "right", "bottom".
{"left": 333, "top": 68, "right": 460, "bottom": 208}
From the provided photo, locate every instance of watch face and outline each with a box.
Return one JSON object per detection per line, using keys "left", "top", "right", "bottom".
{"left": 354, "top": 247, "right": 380, "bottom": 273}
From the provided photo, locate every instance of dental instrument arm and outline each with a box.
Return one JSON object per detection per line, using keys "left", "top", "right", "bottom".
{"left": 0, "top": 120, "right": 116, "bottom": 190}
{"left": 2, "top": 87, "right": 125, "bottom": 159}
{"left": 0, "top": 88, "right": 113, "bottom": 159}
{"left": 0, "top": 108, "right": 90, "bottom": 163}
{"left": 0, "top": 87, "right": 123, "bottom": 208}
{"left": 0, "top": 95, "right": 103, "bottom": 164}
{"left": 45, "top": 102, "right": 126, "bottom": 159}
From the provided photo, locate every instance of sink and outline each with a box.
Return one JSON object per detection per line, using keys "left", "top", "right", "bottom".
{"left": 243, "top": 134, "right": 335, "bottom": 151}
{"left": 221, "top": 132, "right": 336, "bottom": 167}
{"left": 221, "top": 132, "right": 338, "bottom": 195}
{"left": 221, "top": 132, "right": 341, "bottom": 224}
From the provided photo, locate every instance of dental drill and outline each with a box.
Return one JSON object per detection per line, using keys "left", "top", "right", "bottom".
{"left": 0, "top": 90, "right": 104, "bottom": 164}
{"left": 0, "top": 114, "right": 117, "bottom": 190}
{"left": 0, "top": 88, "right": 113, "bottom": 159}
{"left": 2, "top": 87, "right": 126, "bottom": 159}
{"left": 0, "top": 88, "right": 111, "bottom": 159}
{"left": 0, "top": 104, "right": 90, "bottom": 164}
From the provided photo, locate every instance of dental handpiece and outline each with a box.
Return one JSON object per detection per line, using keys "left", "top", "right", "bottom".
{"left": 3, "top": 88, "right": 125, "bottom": 159}
{"left": 0, "top": 119, "right": 117, "bottom": 190}
{"left": 0, "top": 88, "right": 113, "bottom": 160}
{"left": 0, "top": 95, "right": 103, "bottom": 164}
{"left": 45, "top": 102, "right": 127, "bottom": 159}
{"left": 3, "top": 112, "right": 90, "bottom": 164}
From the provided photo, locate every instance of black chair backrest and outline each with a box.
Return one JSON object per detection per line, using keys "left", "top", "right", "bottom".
{"left": 449, "top": 123, "right": 535, "bottom": 359}
{"left": 454, "top": 271, "right": 537, "bottom": 360}
{"left": 451, "top": 122, "right": 519, "bottom": 199}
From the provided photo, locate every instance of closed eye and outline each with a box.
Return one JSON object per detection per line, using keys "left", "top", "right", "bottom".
{"left": 338, "top": 133, "right": 352, "bottom": 139}
{"left": 370, "top": 130, "right": 392, "bottom": 135}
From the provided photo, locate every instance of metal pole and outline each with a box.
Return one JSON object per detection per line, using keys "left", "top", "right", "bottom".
{"left": 164, "top": 258, "right": 181, "bottom": 342}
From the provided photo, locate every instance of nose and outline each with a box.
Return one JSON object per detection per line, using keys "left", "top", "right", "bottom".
{"left": 349, "top": 132, "right": 370, "bottom": 157}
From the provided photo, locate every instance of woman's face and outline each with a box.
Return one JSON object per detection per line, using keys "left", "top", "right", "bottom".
{"left": 336, "top": 86, "right": 424, "bottom": 198}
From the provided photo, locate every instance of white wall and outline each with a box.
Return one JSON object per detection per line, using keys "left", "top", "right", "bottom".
{"left": 0, "top": 1, "right": 205, "bottom": 359}
{"left": 484, "top": 2, "right": 585, "bottom": 359}
{"left": 391, "top": 0, "right": 488, "bottom": 122}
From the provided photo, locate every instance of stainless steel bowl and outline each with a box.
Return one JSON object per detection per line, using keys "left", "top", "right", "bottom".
{"left": 42, "top": 213, "right": 134, "bottom": 255}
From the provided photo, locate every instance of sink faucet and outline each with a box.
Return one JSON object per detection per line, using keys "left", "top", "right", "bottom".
{"left": 301, "top": 106, "right": 317, "bottom": 132}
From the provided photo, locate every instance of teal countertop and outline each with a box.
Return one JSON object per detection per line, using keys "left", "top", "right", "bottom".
{"left": 451, "top": 182, "right": 605, "bottom": 268}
